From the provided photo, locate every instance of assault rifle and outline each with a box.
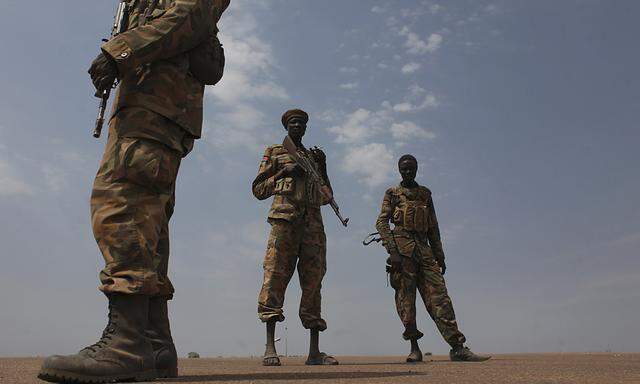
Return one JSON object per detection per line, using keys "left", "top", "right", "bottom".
{"left": 283, "top": 135, "right": 349, "bottom": 227}
{"left": 93, "top": 0, "right": 130, "bottom": 138}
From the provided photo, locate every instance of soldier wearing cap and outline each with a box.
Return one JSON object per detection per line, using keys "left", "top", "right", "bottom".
{"left": 376, "top": 154, "right": 491, "bottom": 363}
{"left": 252, "top": 109, "right": 339, "bottom": 366}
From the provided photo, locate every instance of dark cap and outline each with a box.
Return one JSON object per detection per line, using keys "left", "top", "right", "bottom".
{"left": 281, "top": 109, "right": 309, "bottom": 128}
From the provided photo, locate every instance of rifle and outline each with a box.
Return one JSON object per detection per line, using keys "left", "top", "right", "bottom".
{"left": 363, "top": 230, "right": 401, "bottom": 264}
{"left": 282, "top": 135, "right": 349, "bottom": 227}
{"left": 93, "top": 0, "right": 130, "bottom": 138}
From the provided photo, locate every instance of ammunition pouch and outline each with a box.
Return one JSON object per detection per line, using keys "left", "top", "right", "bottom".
{"left": 392, "top": 201, "right": 429, "bottom": 232}
{"left": 189, "top": 32, "right": 225, "bottom": 85}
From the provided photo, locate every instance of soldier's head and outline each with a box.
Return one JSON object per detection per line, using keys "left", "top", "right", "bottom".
{"left": 282, "top": 109, "right": 308, "bottom": 142}
{"left": 398, "top": 154, "right": 418, "bottom": 183}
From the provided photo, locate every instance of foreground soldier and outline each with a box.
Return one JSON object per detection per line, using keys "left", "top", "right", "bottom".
{"left": 375, "top": 155, "right": 490, "bottom": 363}
{"left": 252, "top": 109, "right": 339, "bottom": 366}
{"left": 38, "top": 0, "right": 229, "bottom": 382}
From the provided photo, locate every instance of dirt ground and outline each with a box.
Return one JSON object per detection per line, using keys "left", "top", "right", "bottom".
{"left": 1, "top": 353, "right": 639, "bottom": 384}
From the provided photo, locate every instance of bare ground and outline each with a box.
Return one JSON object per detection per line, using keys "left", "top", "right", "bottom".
{"left": 1, "top": 353, "right": 639, "bottom": 384}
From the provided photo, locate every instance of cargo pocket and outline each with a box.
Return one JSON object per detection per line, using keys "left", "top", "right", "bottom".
{"left": 116, "top": 138, "right": 179, "bottom": 192}
{"left": 389, "top": 270, "right": 401, "bottom": 290}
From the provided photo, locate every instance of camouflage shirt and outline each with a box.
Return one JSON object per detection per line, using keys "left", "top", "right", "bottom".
{"left": 102, "top": 0, "right": 225, "bottom": 140}
{"left": 375, "top": 183, "right": 445, "bottom": 263}
{"left": 252, "top": 142, "right": 329, "bottom": 222}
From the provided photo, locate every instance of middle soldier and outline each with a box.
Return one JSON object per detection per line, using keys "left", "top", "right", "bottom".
{"left": 252, "top": 109, "right": 339, "bottom": 366}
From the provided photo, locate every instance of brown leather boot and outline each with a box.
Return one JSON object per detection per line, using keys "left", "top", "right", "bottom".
{"left": 38, "top": 294, "right": 156, "bottom": 383}
{"left": 146, "top": 297, "right": 178, "bottom": 378}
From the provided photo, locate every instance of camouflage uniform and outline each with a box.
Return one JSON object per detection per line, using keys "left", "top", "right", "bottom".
{"left": 93, "top": 0, "right": 223, "bottom": 298}
{"left": 375, "top": 184, "right": 466, "bottom": 346}
{"left": 253, "top": 141, "right": 330, "bottom": 331}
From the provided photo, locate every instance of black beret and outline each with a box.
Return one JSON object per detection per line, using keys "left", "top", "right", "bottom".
{"left": 281, "top": 109, "right": 309, "bottom": 128}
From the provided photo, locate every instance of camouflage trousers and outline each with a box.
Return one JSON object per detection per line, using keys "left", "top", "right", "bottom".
{"left": 258, "top": 209, "right": 328, "bottom": 331}
{"left": 390, "top": 247, "right": 466, "bottom": 346}
{"left": 90, "top": 112, "right": 184, "bottom": 298}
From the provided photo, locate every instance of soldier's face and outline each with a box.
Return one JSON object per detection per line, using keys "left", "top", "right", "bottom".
{"left": 286, "top": 117, "right": 307, "bottom": 141}
{"left": 399, "top": 160, "right": 417, "bottom": 183}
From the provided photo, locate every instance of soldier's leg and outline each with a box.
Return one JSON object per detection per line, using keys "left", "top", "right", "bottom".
{"left": 92, "top": 130, "right": 181, "bottom": 296}
{"left": 390, "top": 257, "right": 423, "bottom": 363}
{"left": 298, "top": 211, "right": 337, "bottom": 365}
{"left": 258, "top": 219, "right": 300, "bottom": 365}
{"left": 146, "top": 191, "right": 178, "bottom": 378}
{"left": 416, "top": 253, "right": 466, "bottom": 347}
{"left": 39, "top": 121, "right": 181, "bottom": 383}
{"left": 391, "top": 257, "right": 422, "bottom": 341}
{"left": 416, "top": 256, "right": 490, "bottom": 361}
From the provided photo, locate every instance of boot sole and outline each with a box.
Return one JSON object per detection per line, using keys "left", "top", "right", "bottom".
{"left": 156, "top": 366, "right": 178, "bottom": 378}
{"left": 38, "top": 368, "right": 157, "bottom": 383}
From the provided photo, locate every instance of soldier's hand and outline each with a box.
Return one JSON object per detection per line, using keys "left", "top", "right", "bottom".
{"left": 281, "top": 163, "right": 304, "bottom": 177}
{"left": 88, "top": 52, "right": 119, "bottom": 95}
{"left": 311, "top": 147, "right": 326, "bottom": 164}
{"left": 320, "top": 185, "right": 333, "bottom": 200}
{"left": 439, "top": 261, "right": 447, "bottom": 275}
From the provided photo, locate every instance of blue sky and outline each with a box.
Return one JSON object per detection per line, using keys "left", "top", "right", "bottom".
{"left": 0, "top": 0, "right": 639, "bottom": 357}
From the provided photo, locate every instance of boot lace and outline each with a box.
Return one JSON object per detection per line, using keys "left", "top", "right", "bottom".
{"left": 83, "top": 301, "right": 119, "bottom": 354}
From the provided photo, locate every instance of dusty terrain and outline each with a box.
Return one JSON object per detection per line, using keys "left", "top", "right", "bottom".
{"left": 1, "top": 353, "right": 639, "bottom": 384}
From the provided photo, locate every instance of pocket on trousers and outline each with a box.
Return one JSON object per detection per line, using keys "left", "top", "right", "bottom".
{"left": 116, "top": 138, "right": 179, "bottom": 190}
{"left": 390, "top": 270, "right": 401, "bottom": 290}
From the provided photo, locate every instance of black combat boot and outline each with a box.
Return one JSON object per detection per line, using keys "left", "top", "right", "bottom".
{"left": 449, "top": 345, "right": 491, "bottom": 362}
{"left": 38, "top": 294, "right": 156, "bottom": 383}
{"left": 146, "top": 297, "right": 178, "bottom": 378}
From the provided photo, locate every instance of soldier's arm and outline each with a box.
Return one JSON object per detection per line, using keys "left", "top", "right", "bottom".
{"left": 102, "top": 0, "right": 212, "bottom": 73}
{"left": 375, "top": 188, "right": 397, "bottom": 252}
{"left": 426, "top": 194, "right": 446, "bottom": 265}
{"left": 252, "top": 148, "right": 277, "bottom": 201}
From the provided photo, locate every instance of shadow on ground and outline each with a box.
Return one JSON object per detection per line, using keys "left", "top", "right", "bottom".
{"left": 165, "top": 371, "right": 425, "bottom": 382}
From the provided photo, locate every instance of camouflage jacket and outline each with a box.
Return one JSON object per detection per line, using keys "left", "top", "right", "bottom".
{"left": 252, "top": 142, "right": 330, "bottom": 222}
{"left": 375, "top": 183, "right": 445, "bottom": 263}
{"left": 102, "top": 0, "right": 226, "bottom": 139}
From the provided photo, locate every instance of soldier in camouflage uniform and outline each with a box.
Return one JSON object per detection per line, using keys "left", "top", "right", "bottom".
{"left": 38, "top": 1, "right": 229, "bottom": 383}
{"left": 376, "top": 154, "right": 490, "bottom": 363}
{"left": 253, "top": 109, "right": 339, "bottom": 366}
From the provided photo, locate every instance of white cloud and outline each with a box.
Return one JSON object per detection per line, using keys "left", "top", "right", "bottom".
{"left": 430, "top": 4, "right": 443, "bottom": 14}
{"left": 203, "top": 1, "right": 288, "bottom": 152}
{"left": 326, "top": 108, "right": 391, "bottom": 144}
{"left": 341, "top": 143, "right": 394, "bottom": 187}
{"left": 399, "top": 27, "right": 443, "bottom": 55}
{"left": 371, "top": 5, "right": 386, "bottom": 14}
{"left": 339, "top": 82, "right": 359, "bottom": 90}
{"left": 390, "top": 121, "right": 436, "bottom": 141}
{"left": 339, "top": 66, "right": 359, "bottom": 74}
{"left": 0, "top": 160, "right": 32, "bottom": 197}
{"left": 401, "top": 62, "right": 421, "bottom": 74}
{"left": 204, "top": 104, "right": 277, "bottom": 152}
{"left": 392, "top": 94, "right": 439, "bottom": 112}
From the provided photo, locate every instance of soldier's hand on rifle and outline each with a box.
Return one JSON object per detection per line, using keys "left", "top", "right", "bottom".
{"left": 277, "top": 163, "right": 304, "bottom": 179}
{"left": 88, "top": 52, "right": 119, "bottom": 95}
{"left": 320, "top": 185, "right": 333, "bottom": 200}
{"left": 310, "top": 147, "right": 326, "bottom": 165}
